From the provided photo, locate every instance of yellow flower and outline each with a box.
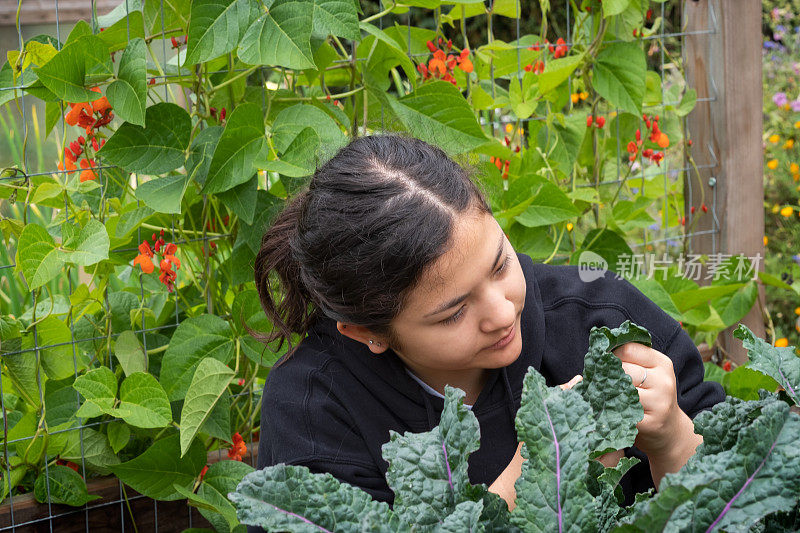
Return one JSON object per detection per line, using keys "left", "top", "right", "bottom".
{"left": 769, "top": 134, "right": 780, "bottom": 144}
{"left": 785, "top": 103, "right": 792, "bottom": 111}
{"left": 571, "top": 93, "right": 580, "bottom": 104}
{"left": 579, "top": 91, "right": 588, "bottom": 100}
{"left": 518, "top": 127, "right": 524, "bottom": 136}
{"left": 764, "top": 235, "right": 769, "bottom": 246}
{"left": 505, "top": 123, "right": 514, "bottom": 134}
{"left": 786, "top": 139, "right": 795, "bottom": 149}
{"left": 794, "top": 173, "right": 800, "bottom": 182}
{"left": 794, "top": 306, "right": 800, "bottom": 315}
{"left": 566, "top": 222, "right": 573, "bottom": 232}
{"left": 775, "top": 337, "right": 789, "bottom": 347}
{"left": 781, "top": 206, "right": 794, "bottom": 217}
{"left": 791, "top": 163, "right": 799, "bottom": 173}
{"left": 796, "top": 120, "right": 800, "bottom": 128}
{"left": 767, "top": 159, "right": 779, "bottom": 169}
{"left": 772, "top": 204, "right": 781, "bottom": 213}
{"left": 609, "top": 111, "right": 617, "bottom": 118}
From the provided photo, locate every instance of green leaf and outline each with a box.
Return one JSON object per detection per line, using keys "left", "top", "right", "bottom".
{"left": 186, "top": 126, "right": 224, "bottom": 186}
{"left": 572, "top": 320, "right": 647, "bottom": 457}
{"left": 202, "top": 102, "right": 265, "bottom": 194}
{"left": 603, "top": 0, "right": 630, "bottom": 17}
{"left": 59, "top": 426, "right": 120, "bottom": 475}
{"left": 35, "top": 316, "right": 85, "bottom": 380}
{"left": 97, "top": 10, "right": 146, "bottom": 52}
{"left": 237, "top": 0, "right": 316, "bottom": 69}
{"left": 382, "top": 386, "right": 481, "bottom": 526}
{"left": 34, "top": 465, "right": 100, "bottom": 506}
{"left": 593, "top": 42, "right": 646, "bottom": 115}
{"left": 135, "top": 174, "right": 191, "bottom": 214}
{"left": 514, "top": 181, "right": 581, "bottom": 228}
{"left": 184, "top": 0, "right": 260, "bottom": 66}
{"left": 258, "top": 126, "right": 319, "bottom": 178}
{"left": 73, "top": 366, "right": 117, "bottom": 418}
{"left": 160, "top": 314, "right": 235, "bottom": 401}
{"left": 2, "top": 349, "right": 41, "bottom": 409}
{"left": 723, "top": 366, "right": 780, "bottom": 401}
{"left": 734, "top": 324, "right": 800, "bottom": 406}
{"left": 537, "top": 54, "right": 584, "bottom": 95}
{"left": 271, "top": 103, "right": 345, "bottom": 154}
{"left": 511, "top": 368, "right": 598, "bottom": 531}
{"left": 199, "top": 390, "right": 232, "bottom": 441}
{"left": 33, "top": 35, "right": 112, "bottom": 102}
{"left": 384, "top": 80, "right": 488, "bottom": 155}
{"left": 107, "top": 37, "right": 147, "bottom": 126}
{"left": 63, "top": 218, "right": 110, "bottom": 266}
{"left": 676, "top": 88, "right": 697, "bottom": 117}
{"left": 17, "top": 223, "right": 62, "bottom": 290}
{"left": 716, "top": 282, "right": 758, "bottom": 328}
{"left": 109, "top": 433, "right": 207, "bottom": 500}
{"left": 113, "top": 372, "right": 172, "bottom": 428}
{"left": 626, "top": 399, "right": 800, "bottom": 531}
{"left": 98, "top": 102, "right": 191, "bottom": 174}
{"left": 107, "top": 421, "right": 131, "bottom": 454}
{"left": 312, "top": 0, "right": 360, "bottom": 40}
{"left": 199, "top": 460, "right": 255, "bottom": 531}
{"left": 571, "top": 228, "right": 633, "bottom": 275}
{"left": 229, "top": 464, "right": 398, "bottom": 531}
{"left": 114, "top": 331, "right": 147, "bottom": 377}
{"left": 180, "top": 358, "right": 235, "bottom": 457}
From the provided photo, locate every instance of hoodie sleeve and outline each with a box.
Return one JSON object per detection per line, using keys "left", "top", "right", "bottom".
{"left": 245, "top": 361, "right": 393, "bottom": 533}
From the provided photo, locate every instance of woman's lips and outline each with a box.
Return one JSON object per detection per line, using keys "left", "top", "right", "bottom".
{"left": 488, "top": 324, "right": 516, "bottom": 349}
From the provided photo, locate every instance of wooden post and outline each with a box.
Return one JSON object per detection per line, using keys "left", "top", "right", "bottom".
{"left": 683, "top": 0, "right": 765, "bottom": 365}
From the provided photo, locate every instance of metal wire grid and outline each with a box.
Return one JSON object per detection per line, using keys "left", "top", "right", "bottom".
{"left": 0, "top": 0, "right": 717, "bottom": 530}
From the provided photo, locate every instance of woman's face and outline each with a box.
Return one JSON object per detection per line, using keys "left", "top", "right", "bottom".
{"left": 379, "top": 209, "right": 527, "bottom": 394}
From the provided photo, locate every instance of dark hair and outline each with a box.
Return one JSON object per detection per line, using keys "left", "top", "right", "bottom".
{"left": 250, "top": 133, "right": 492, "bottom": 366}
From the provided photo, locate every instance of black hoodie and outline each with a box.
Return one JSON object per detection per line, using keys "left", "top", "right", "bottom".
{"left": 247, "top": 253, "right": 725, "bottom": 530}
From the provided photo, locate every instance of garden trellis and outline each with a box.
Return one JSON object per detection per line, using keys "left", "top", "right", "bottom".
{"left": 0, "top": 0, "right": 767, "bottom": 530}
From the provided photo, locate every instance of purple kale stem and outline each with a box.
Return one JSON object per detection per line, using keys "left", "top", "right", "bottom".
{"left": 705, "top": 437, "right": 779, "bottom": 533}
{"left": 267, "top": 502, "right": 334, "bottom": 533}
{"left": 777, "top": 368, "right": 797, "bottom": 400}
{"left": 542, "top": 401, "right": 563, "bottom": 533}
{"left": 442, "top": 440, "right": 454, "bottom": 493}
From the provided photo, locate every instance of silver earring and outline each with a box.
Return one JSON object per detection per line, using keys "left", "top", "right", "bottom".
{"left": 369, "top": 340, "right": 374, "bottom": 344}
{"left": 377, "top": 342, "right": 382, "bottom": 347}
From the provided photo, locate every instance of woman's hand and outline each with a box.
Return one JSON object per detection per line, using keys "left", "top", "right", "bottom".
{"left": 488, "top": 374, "right": 585, "bottom": 511}
{"left": 612, "top": 342, "right": 703, "bottom": 488}
{"left": 611, "top": 342, "right": 685, "bottom": 458}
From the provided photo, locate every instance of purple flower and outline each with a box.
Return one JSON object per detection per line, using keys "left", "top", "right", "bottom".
{"left": 791, "top": 100, "right": 800, "bottom": 112}
{"left": 667, "top": 239, "right": 680, "bottom": 248}
{"left": 774, "top": 92, "right": 789, "bottom": 107}
{"left": 631, "top": 187, "right": 640, "bottom": 194}
{"left": 793, "top": 254, "right": 800, "bottom": 266}
{"left": 648, "top": 221, "right": 661, "bottom": 232}
{"left": 764, "top": 40, "right": 777, "bottom": 50}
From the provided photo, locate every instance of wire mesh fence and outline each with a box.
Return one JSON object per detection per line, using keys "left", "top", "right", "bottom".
{"left": 0, "top": 0, "right": 750, "bottom": 530}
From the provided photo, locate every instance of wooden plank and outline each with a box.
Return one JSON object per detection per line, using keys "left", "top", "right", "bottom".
{"left": 683, "top": 0, "right": 765, "bottom": 365}
{"left": 0, "top": 440, "right": 259, "bottom": 531}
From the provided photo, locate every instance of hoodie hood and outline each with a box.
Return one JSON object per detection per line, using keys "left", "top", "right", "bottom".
{"left": 305, "top": 252, "right": 546, "bottom": 433}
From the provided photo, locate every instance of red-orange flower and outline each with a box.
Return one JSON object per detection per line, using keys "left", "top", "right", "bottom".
{"left": 199, "top": 465, "right": 209, "bottom": 481}
{"left": 134, "top": 240, "right": 155, "bottom": 274}
{"left": 227, "top": 432, "right": 247, "bottom": 461}
{"left": 65, "top": 102, "right": 92, "bottom": 127}
{"left": 79, "top": 158, "right": 97, "bottom": 182}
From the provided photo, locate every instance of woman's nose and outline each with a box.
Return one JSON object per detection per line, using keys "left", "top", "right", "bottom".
{"left": 479, "top": 288, "right": 515, "bottom": 332}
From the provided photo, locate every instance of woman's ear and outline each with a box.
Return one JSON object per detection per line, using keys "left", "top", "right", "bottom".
{"left": 336, "top": 322, "right": 389, "bottom": 354}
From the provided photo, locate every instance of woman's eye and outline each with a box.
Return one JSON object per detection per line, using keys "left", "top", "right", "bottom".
{"left": 441, "top": 255, "right": 511, "bottom": 326}
{"left": 442, "top": 307, "right": 464, "bottom": 325}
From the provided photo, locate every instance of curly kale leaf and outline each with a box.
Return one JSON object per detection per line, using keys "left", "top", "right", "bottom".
{"left": 573, "top": 320, "right": 648, "bottom": 459}
{"left": 734, "top": 324, "right": 800, "bottom": 406}
{"left": 229, "top": 463, "right": 403, "bottom": 533}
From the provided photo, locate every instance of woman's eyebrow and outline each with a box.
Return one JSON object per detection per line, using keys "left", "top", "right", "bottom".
{"left": 424, "top": 229, "right": 506, "bottom": 318}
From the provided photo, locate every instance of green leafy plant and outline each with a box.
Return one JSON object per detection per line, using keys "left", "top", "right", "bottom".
{"left": 229, "top": 321, "right": 800, "bottom": 532}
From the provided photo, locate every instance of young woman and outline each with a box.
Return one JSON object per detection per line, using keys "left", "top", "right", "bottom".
{"left": 250, "top": 134, "right": 725, "bottom": 523}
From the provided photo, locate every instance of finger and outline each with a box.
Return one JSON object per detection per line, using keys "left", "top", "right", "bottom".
{"left": 559, "top": 374, "right": 583, "bottom": 390}
{"left": 612, "top": 342, "right": 658, "bottom": 367}
{"left": 620, "top": 362, "right": 649, "bottom": 388}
